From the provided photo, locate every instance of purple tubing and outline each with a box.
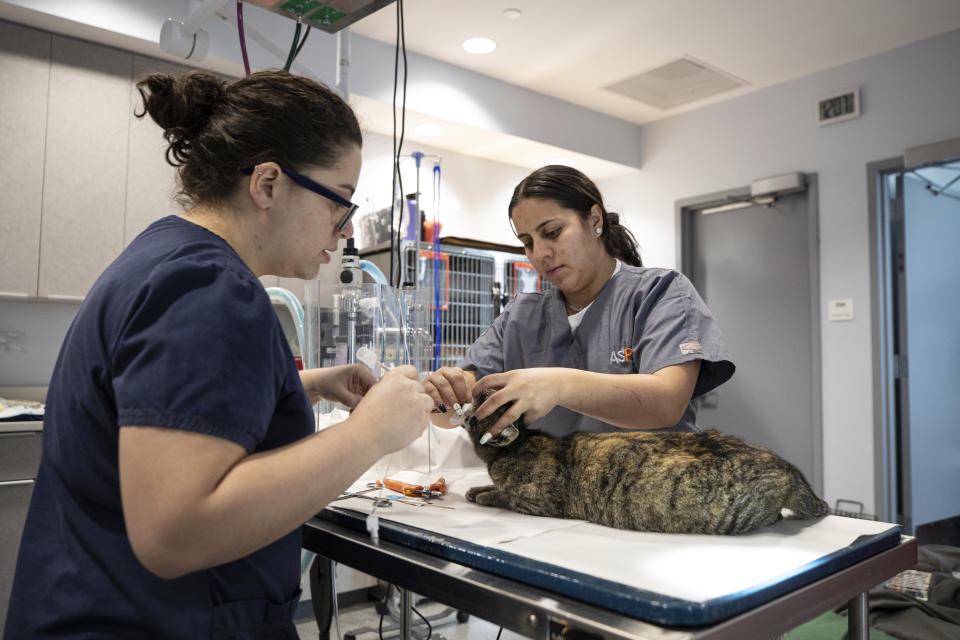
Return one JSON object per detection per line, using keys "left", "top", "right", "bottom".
{"left": 237, "top": 1, "right": 251, "bottom": 76}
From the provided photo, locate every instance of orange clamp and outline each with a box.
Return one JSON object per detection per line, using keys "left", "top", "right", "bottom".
{"left": 428, "top": 477, "right": 447, "bottom": 495}
{"left": 379, "top": 478, "right": 423, "bottom": 497}
{"left": 378, "top": 477, "right": 447, "bottom": 497}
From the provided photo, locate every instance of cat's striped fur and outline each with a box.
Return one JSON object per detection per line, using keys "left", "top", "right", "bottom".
{"left": 464, "top": 393, "right": 829, "bottom": 535}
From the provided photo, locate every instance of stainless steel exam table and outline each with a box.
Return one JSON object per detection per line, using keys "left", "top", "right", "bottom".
{"left": 302, "top": 507, "right": 917, "bottom": 640}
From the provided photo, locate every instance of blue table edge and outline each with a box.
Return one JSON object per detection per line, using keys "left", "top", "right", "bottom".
{"left": 316, "top": 507, "right": 901, "bottom": 628}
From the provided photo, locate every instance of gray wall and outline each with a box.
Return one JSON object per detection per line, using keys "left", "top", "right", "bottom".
{"left": 0, "top": 301, "right": 78, "bottom": 387}
{"left": 598, "top": 28, "right": 960, "bottom": 514}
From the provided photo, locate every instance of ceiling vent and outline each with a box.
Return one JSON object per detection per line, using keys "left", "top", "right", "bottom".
{"left": 604, "top": 56, "right": 746, "bottom": 110}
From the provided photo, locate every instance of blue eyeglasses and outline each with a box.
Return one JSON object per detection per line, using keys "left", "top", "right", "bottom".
{"left": 239, "top": 165, "right": 359, "bottom": 232}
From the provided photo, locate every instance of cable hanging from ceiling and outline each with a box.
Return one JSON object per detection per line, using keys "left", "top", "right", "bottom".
{"left": 390, "top": 0, "right": 407, "bottom": 288}
{"left": 283, "top": 13, "right": 310, "bottom": 71}
{"left": 236, "top": 1, "right": 251, "bottom": 76}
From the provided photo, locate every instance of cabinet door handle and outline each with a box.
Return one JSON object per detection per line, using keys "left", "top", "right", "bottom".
{"left": 0, "top": 479, "right": 34, "bottom": 487}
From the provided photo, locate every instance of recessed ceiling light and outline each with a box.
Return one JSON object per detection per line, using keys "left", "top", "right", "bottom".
{"left": 414, "top": 123, "right": 445, "bottom": 137}
{"left": 502, "top": 8, "right": 521, "bottom": 19}
{"left": 462, "top": 37, "right": 496, "bottom": 54}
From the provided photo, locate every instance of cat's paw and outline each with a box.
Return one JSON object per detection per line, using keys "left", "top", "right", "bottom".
{"left": 473, "top": 491, "right": 503, "bottom": 507}
{"left": 466, "top": 485, "right": 495, "bottom": 503}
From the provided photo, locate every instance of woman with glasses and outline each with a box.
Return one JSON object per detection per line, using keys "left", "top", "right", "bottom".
{"left": 5, "top": 70, "right": 433, "bottom": 640}
{"left": 424, "top": 165, "right": 735, "bottom": 442}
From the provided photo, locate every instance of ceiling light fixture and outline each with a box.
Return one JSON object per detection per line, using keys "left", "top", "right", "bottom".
{"left": 462, "top": 37, "right": 496, "bottom": 54}
{"left": 414, "top": 124, "right": 445, "bottom": 137}
{"left": 502, "top": 8, "right": 522, "bottom": 19}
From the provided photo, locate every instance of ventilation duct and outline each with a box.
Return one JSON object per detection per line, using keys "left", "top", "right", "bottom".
{"left": 605, "top": 56, "right": 745, "bottom": 110}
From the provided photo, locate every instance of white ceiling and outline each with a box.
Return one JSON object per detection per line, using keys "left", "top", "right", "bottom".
{"left": 4, "top": 0, "right": 960, "bottom": 179}
{"left": 350, "top": 0, "right": 960, "bottom": 126}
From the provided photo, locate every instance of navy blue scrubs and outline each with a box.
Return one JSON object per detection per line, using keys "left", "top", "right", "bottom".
{"left": 460, "top": 265, "right": 735, "bottom": 436}
{"left": 5, "top": 216, "right": 313, "bottom": 639}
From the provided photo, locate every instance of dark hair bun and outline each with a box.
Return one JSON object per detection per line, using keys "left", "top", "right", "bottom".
{"left": 136, "top": 71, "right": 226, "bottom": 165}
{"left": 135, "top": 70, "right": 361, "bottom": 207}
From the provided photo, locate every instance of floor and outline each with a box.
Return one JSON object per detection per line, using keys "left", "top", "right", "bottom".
{"left": 292, "top": 590, "right": 925, "bottom": 640}
{"left": 294, "top": 593, "right": 528, "bottom": 640}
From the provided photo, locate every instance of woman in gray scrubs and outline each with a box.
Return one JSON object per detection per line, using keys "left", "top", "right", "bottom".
{"left": 423, "top": 165, "right": 734, "bottom": 440}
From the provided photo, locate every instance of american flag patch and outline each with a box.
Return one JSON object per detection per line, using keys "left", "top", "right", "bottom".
{"left": 679, "top": 341, "right": 703, "bottom": 355}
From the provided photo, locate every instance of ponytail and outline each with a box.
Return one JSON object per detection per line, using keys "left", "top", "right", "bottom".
{"left": 599, "top": 210, "right": 642, "bottom": 267}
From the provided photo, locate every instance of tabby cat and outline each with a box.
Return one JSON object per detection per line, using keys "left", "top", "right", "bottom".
{"left": 463, "top": 392, "right": 829, "bottom": 535}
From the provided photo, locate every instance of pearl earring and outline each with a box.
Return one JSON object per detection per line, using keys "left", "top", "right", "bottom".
{"left": 595, "top": 227, "right": 602, "bottom": 235}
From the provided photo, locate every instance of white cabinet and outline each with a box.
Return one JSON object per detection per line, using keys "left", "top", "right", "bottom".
{"left": 37, "top": 36, "right": 131, "bottom": 300}
{"left": 0, "top": 24, "right": 337, "bottom": 305}
{"left": 0, "top": 22, "right": 50, "bottom": 298}
{"left": 0, "top": 31, "right": 183, "bottom": 301}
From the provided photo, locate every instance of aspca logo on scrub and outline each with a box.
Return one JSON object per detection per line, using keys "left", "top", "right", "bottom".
{"left": 610, "top": 347, "right": 633, "bottom": 365}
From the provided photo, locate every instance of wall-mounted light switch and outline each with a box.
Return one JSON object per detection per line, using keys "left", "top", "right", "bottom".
{"left": 828, "top": 299, "right": 854, "bottom": 322}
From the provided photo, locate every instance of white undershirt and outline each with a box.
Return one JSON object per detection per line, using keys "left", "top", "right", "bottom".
{"left": 568, "top": 260, "right": 622, "bottom": 332}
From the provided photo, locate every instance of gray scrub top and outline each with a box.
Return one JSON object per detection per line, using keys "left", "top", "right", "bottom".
{"left": 459, "top": 265, "right": 735, "bottom": 436}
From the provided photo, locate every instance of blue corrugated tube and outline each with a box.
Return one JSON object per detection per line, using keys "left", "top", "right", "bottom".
{"left": 359, "top": 260, "right": 389, "bottom": 286}
{"left": 360, "top": 260, "right": 404, "bottom": 361}
{"left": 265, "top": 287, "right": 304, "bottom": 355}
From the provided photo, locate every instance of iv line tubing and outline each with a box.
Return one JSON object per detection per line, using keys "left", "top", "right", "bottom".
{"left": 432, "top": 164, "right": 442, "bottom": 372}
{"left": 411, "top": 153, "right": 428, "bottom": 471}
{"left": 413, "top": 151, "right": 422, "bottom": 303}
{"left": 236, "top": 1, "right": 251, "bottom": 76}
{"left": 369, "top": 277, "right": 410, "bottom": 534}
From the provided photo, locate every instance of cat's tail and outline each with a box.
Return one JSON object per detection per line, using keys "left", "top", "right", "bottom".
{"left": 784, "top": 467, "right": 830, "bottom": 520}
